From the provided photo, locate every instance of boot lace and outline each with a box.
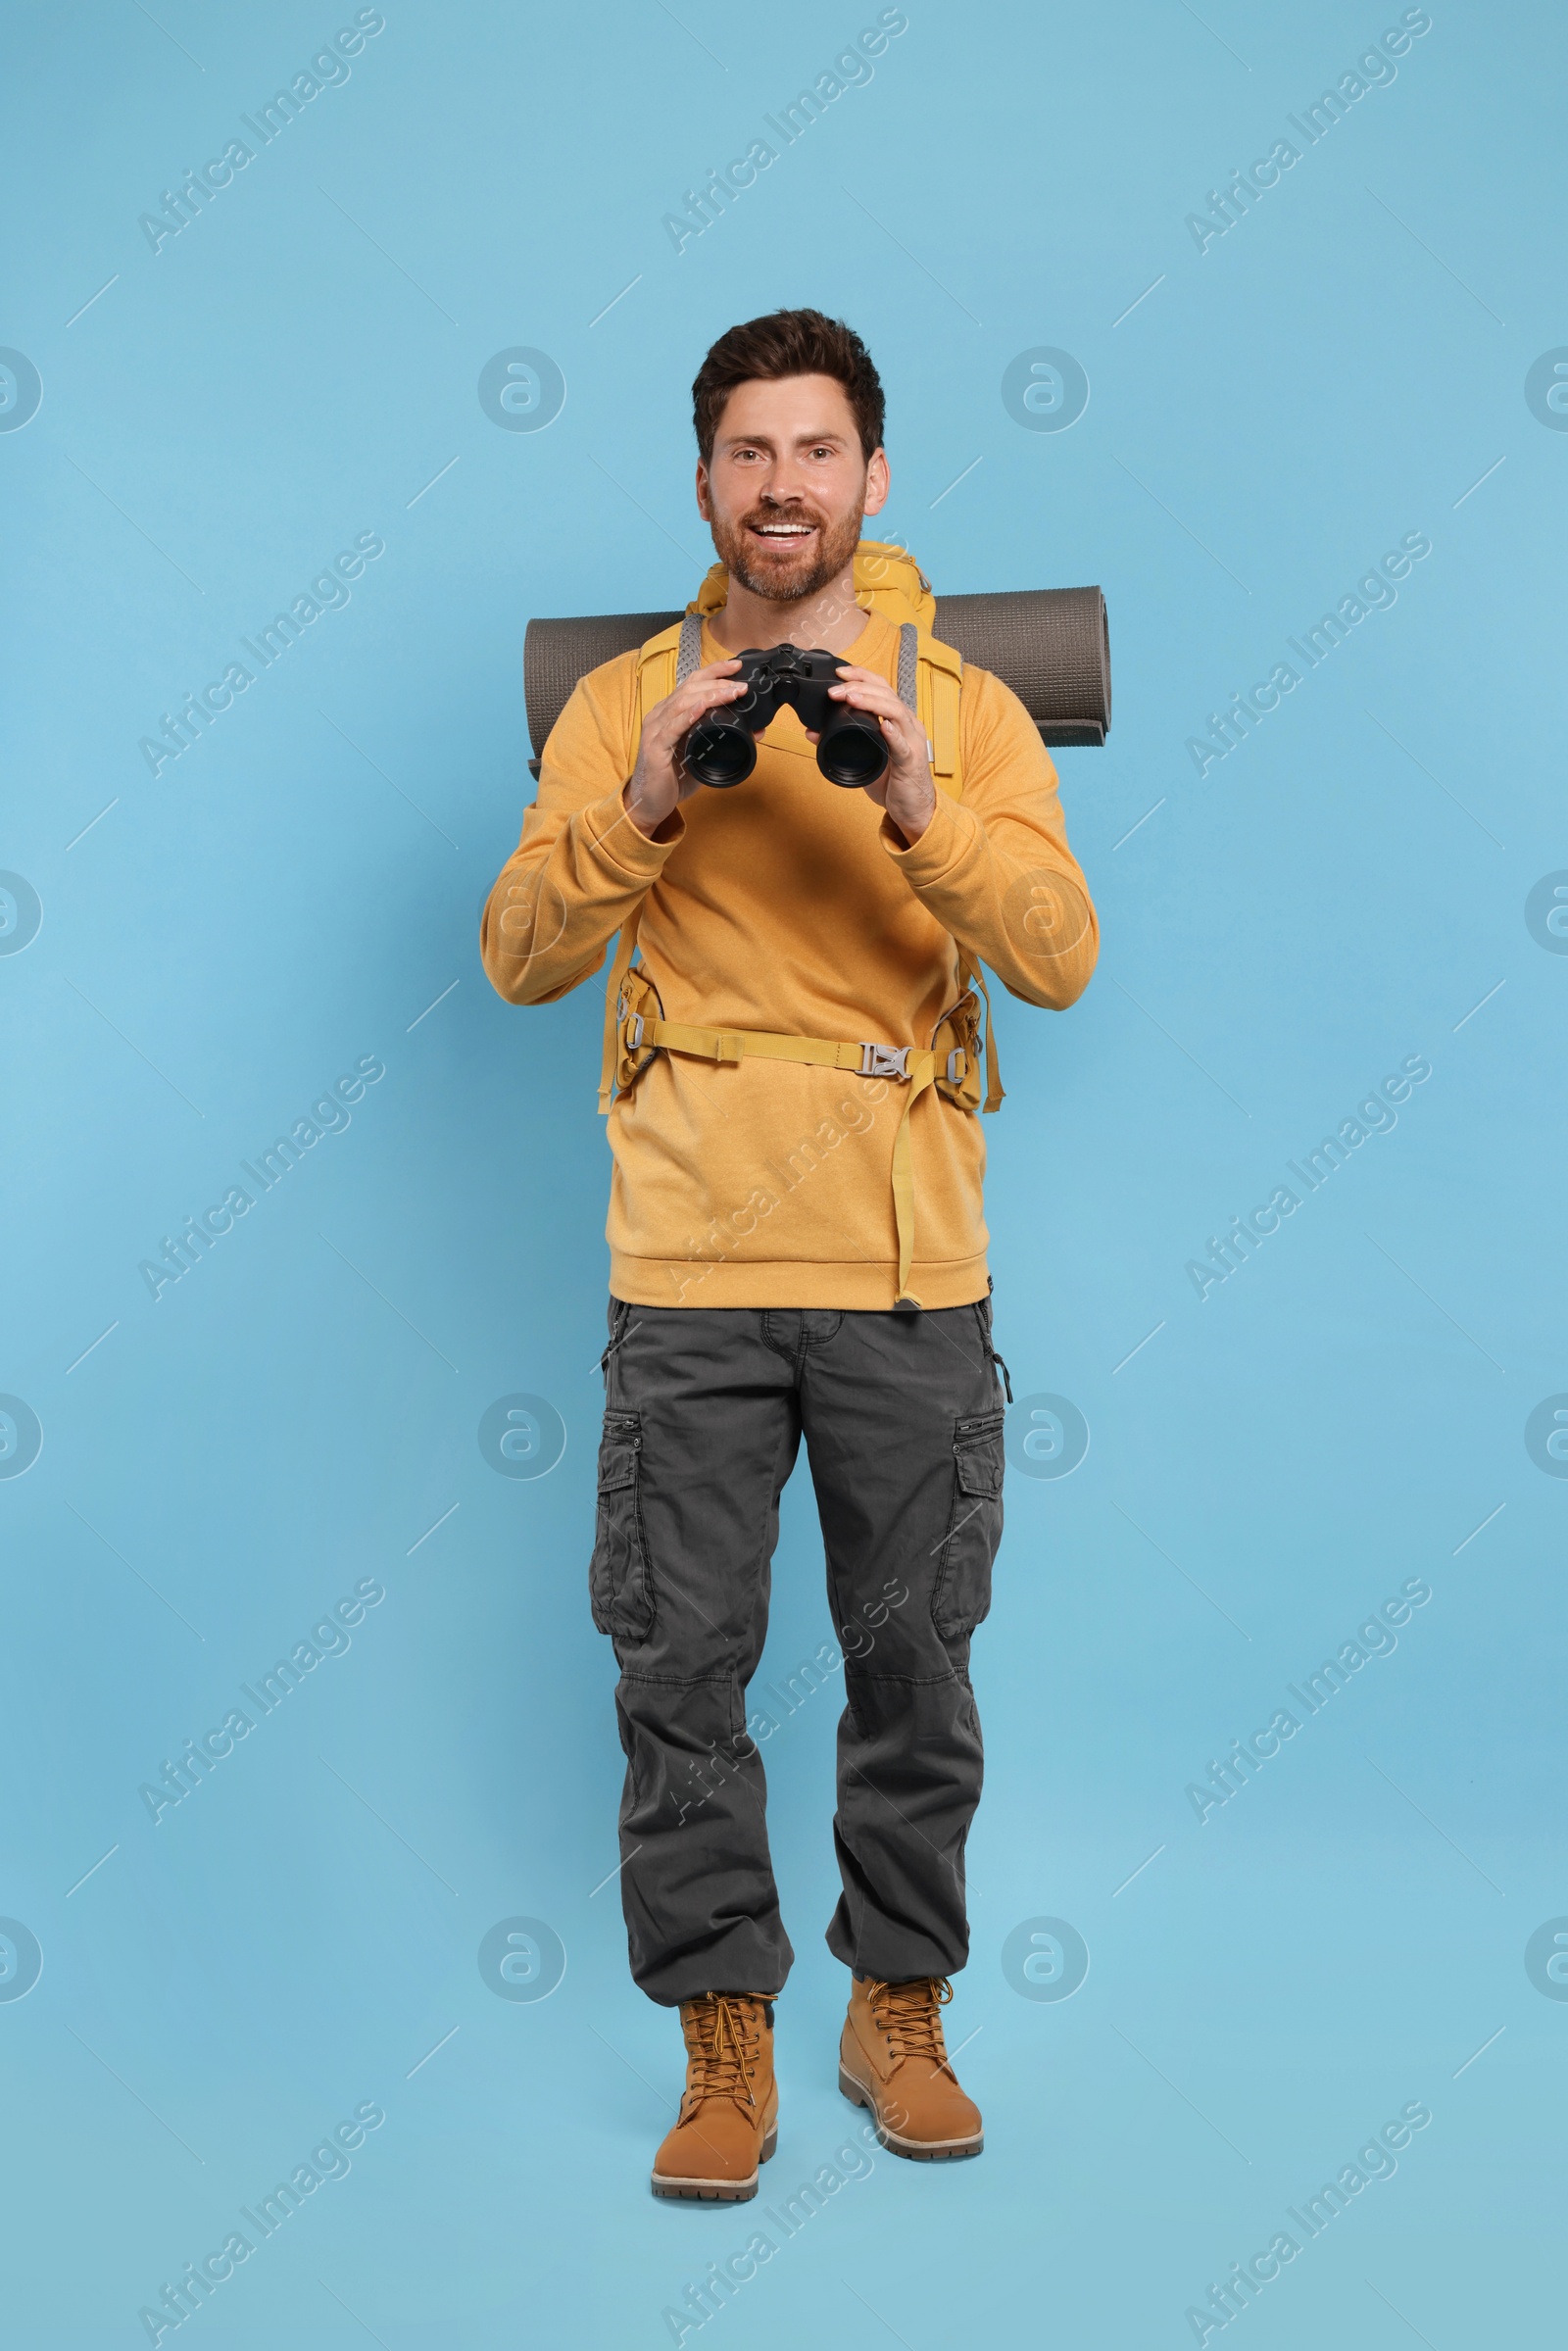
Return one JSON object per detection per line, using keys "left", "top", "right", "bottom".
{"left": 865, "top": 1975, "right": 955, "bottom": 2071}
{"left": 680, "top": 1993, "right": 762, "bottom": 2116}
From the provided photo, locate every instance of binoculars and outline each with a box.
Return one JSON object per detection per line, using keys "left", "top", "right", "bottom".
{"left": 680, "top": 645, "right": 887, "bottom": 789}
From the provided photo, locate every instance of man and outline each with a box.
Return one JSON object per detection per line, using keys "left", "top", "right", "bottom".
{"left": 480, "top": 309, "right": 1097, "bottom": 2199}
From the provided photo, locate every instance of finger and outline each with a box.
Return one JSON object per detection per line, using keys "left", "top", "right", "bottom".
{"left": 668, "top": 654, "right": 741, "bottom": 678}
{"left": 827, "top": 677, "right": 906, "bottom": 716}
{"left": 838, "top": 700, "right": 923, "bottom": 752}
{"left": 669, "top": 668, "right": 745, "bottom": 709}
{"left": 653, "top": 660, "right": 743, "bottom": 713}
{"left": 670, "top": 681, "right": 748, "bottom": 719}
{"left": 652, "top": 677, "right": 748, "bottom": 737}
{"left": 808, "top": 718, "right": 898, "bottom": 742}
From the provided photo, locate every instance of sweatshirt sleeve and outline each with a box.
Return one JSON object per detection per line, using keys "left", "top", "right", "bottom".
{"left": 479, "top": 652, "right": 686, "bottom": 1006}
{"left": 879, "top": 662, "right": 1100, "bottom": 1010}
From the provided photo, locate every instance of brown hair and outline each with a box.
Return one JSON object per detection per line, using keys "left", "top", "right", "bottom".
{"left": 692, "top": 309, "right": 885, "bottom": 465}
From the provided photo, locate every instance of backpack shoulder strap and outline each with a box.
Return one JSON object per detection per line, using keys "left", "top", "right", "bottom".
{"left": 896, "top": 622, "right": 965, "bottom": 800}
{"left": 626, "top": 612, "right": 704, "bottom": 776}
{"left": 896, "top": 625, "right": 1001, "bottom": 1106}
{"left": 599, "top": 612, "right": 704, "bottom": 1113}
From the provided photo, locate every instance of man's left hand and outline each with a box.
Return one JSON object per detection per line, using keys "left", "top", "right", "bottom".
{"left": 805, "top": 664, "right": 937, "bottom": 846}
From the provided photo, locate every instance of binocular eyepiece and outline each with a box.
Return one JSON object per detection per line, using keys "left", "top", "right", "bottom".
{"left": 680, "top": 646, "right": 889, "bottom": 790}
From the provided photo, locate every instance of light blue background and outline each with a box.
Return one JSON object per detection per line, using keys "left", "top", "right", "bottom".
{"left": 3, "top": 1, "right": 1563, "bottom": 2342}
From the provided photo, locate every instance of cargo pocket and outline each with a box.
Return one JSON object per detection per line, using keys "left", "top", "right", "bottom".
{"left": 589, "top": 1409, "right": 655, "bottom": 1642}
{"left": 932, "top": 1409, "right": 1005, "bottom": 1641}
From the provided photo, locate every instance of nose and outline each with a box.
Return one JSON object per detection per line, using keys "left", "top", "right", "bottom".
{"left": 760, "top": 454, "right": 813, "bottom": 507}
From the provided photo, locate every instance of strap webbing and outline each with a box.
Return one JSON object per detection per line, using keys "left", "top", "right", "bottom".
{"left": 675, "top": 612, "right": 704, "bottom": 683}
{"left": 639, "top": 1015, "right": 900, "bottom": 1075}
{"left": 630, "top": 1012, "right": 938, "bottom": 1305}
{"left": 888, "top": 1056, "right": 938, "bottom": 1308}
{"left": 598, "top": 913, "right": 641, "bottom": 1114}
{"left": 956, "top": 954, "right": 1004, "bottom": 1111}
{"left": 595, "top": 615, "right": 703, "bottom": 1111}
{"left": 897, "top": 621, "right": 918, "bottom": 712}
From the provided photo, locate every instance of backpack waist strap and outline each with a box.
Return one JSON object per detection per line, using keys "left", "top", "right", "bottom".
{"left": 613, "top": 1003, "right": 946, "bottom": 1308}
{"left": 629, "top": 1011, "right": 931, "bottom": 1081}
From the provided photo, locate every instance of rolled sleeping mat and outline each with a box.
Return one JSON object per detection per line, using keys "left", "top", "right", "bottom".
{"left": 523, "top": 583, "right": 1110, "bottom": 777}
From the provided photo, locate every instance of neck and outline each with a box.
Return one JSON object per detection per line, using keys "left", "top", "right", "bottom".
{"left": 707, "top": 558, "right": 869, "bottom": 657}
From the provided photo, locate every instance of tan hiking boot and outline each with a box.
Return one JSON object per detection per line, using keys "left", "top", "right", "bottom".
{"left": 839, "top": 1975, "right": 983, "bottom": 2161}
{"left": 651, "top": 1992, "right": 778, "bottom": 2201}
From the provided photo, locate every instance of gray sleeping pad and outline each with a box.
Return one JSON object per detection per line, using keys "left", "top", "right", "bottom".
{"left": 521, "top": 584, "right": 1110, "bottom": 777}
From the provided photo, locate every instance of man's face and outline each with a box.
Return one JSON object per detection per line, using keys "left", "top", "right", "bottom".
{"left": 696, "top": 372, "right": 890, "bottom": 604}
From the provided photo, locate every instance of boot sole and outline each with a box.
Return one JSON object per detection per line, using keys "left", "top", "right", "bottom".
{"left": 650, "top": 2124, "right": 778, "bottom": 2201}
{"left": 839, "top": 2065, "right": 984, "bottom": 2161}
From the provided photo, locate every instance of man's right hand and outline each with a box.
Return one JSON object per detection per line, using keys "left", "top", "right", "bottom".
{"left": 622, "top": 658, "right": 746, "bottom": 841}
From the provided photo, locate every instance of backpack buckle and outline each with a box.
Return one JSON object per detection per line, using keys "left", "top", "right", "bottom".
{"left": 860, "top": 1043, "right": 910, "bottom": 1080}
{"left": 627, "top": 1014, "right": 645, "bottom": 1049}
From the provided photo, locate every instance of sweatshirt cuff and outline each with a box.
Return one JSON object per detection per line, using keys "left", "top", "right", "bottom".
{"left": 879, "top": 791, "right": 978, "bottom": 885}
{"left": 579, "top": 787, "right": 686, "bottom": 877}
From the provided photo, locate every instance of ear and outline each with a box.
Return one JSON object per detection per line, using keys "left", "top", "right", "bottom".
{"left": 695, "top": 459, "right": 712, "bottom": 520}
{"left": 862, "top": 447, "right": 890, "bottom": 518}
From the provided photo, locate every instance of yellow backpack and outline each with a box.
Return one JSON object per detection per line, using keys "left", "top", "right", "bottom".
{"left": 599, "top": 541, "right": 1001, "bottom": 1309}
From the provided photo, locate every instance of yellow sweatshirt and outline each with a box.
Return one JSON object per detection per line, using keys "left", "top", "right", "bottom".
{"left": 480, "top": 605, "right": 1098, "bottom": 1308}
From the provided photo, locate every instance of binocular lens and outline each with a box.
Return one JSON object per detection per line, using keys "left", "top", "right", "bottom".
{"left": 682, "top": 720, "right": 757, "bottom": 789}
{"left": 817, "top": 721, "right": 888, "bottom": 788}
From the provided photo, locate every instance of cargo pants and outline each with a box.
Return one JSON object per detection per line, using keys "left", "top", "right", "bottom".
{"left": 590, "top": 1296, "right": 1007, "bottom": 2005}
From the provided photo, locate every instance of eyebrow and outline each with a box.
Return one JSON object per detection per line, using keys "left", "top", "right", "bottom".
{"left": 715, "top": 428, "right": 851, "bottom": 454}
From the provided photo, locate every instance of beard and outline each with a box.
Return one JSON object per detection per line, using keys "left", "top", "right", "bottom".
{"left": 710, "top": 497, "right": 866, "bottom": 605}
